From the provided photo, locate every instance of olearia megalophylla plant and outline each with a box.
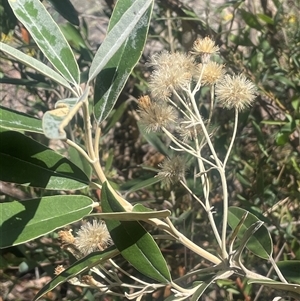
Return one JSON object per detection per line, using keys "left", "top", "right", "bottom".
{"left": 56, "top": 37, "right": 294, "bottom": 300}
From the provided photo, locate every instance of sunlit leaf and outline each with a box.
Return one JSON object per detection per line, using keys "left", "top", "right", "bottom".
{"left": 93, "top": 0, "right": 153, "bottom": 123}
{"left": 8, "top": 0, "right": 80, "bottom": 85}
{"left": 42, "top": 87, "right": 89, "bottom": 139}
{"left": 89, "top": 0, "right": 152, "bottom": 82}
{"left": 0, "top": 195, "right": 93, "bottom": 248}
{"left": 0, "top": 42, "right": 73, "bottom": 91}
{"left": 0, "top": 106, "right": 43, "bottom": 133}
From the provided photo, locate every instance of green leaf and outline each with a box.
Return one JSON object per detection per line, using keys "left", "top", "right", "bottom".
{"left": 42, "top": 98, "right": 77, "bottom": 139}
{"left": 257, "top": 13, "right": 274, "bottom": 25}
{"left": 228, "top": 207, "right": 272, "bottom": 259}
{"left": 247, "top": 279, "right": 300, "bottom": 298}
{"left": 60, "top": 23, "right": 91, "bottom": 56}
{"left": 120, "top": 176, "right": 162, "bottom": 193}
{"left": 47, "top": 0, "right": 79, "bottom": 26}
{"left": 0, "top": 42, "right": 73, "bottom": 91}
{"left": 0, "top": 106, "right": 43, "bottom": 133}
{"left": 92, "top": 0, "right": 153, "bottom": 123}
{"left": 8, "top": 0, "right": 80, "bottom": 85}
{"left": 0, "top": 195, "right": 93, "bottom": 248}
{"left": 276, "top": 132, "right": 289, "bottom": 145}
{"left": 42, "top": 87, "right": 89, "bottom": 139}
{"left": 191, "top": 270, "right": 233, "bottom": 301}
{"left": 277, "top": 261, "right": 300, "bottom": 284}
{"left": 68, "top": 145, "right": 92, "bottom": 180}
{"left": 89, "top": 0, "right": 152, "bottom": 82}
{"left": 240, "top": 9, "right": 263, "bottom": 31}
{"left": 33, "top": 246, "right": 119, "bottom": 301}
{"left": 0, "top": 130, "right": 89, "bottom": 190}
{"left": 101, "top": 182, "right": 171, "bottom": 283}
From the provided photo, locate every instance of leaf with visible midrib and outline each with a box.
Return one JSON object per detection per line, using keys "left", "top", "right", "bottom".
{"left": 0, "top": 106, "right": 43, "bottom": 133}
{"left": 92, "top": 0, "right": 153, "bottom": 124}
{"left": 33, "top": 246, "right": 119, "bottom": 301}
{"left": 0, "top": 130, "right": 89, "bottom": 190}
{"left": 0, "top": 195, "right": 93, "bottom": 248}
{"left": 101, "top": 182, "right": 171, "bottom": 283}
{"left": 228, "top": 206, "right": 272, "bottom": 259}
{"left": 8, "top": 0, "right": 80, "bottom": 85}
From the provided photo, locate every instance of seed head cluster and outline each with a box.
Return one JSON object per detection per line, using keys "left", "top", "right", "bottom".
{"left": 215, "top": 74, "right": 257, "bottom": 111}
{"left": 196, "top": 61, "right": 225, "bottom": 85}
{"left": 192, "top": 37, "right": 220, "bottom": 63}
{"left": 157, "top": 156, "right": 186, "bottom": 186}
{"left": 148, "top": 51, "right": 195, "bottom": 100}
{"left": 138, "top": 95, "right": 177, "bottom": 132}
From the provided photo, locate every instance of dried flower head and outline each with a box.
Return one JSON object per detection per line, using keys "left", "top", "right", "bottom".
{"left": 148, "top": 51, "right": 195, "bottom": 99}
{"left": 191, "top": 37, "right": 220, "bottom": 63}
{"left": 54, "top": 265, "right": 65, "bottom": 275}
{"left": 138, "top": 95, "right": 177, "bottom": 132}
{"left": 215, "top": 74, "right": 257, "bottom": 111}
{"left": 58, "top": 229, "right": 75, "bottom": 245}
{"left": 74, "top": 220, "right": 111, "bottom": 256}
{"left": 157, "top": 156, "right": 186, "bottom": 186}
{"left": 195, "top": 62, "right": 226, "bottom": 85}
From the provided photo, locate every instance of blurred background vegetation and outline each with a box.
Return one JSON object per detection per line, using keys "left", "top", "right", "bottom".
{"left": 0, "top": 0, "right": 299, "bottom": 300}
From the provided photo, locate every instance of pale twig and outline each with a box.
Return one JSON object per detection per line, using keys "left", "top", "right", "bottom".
{"left": 165, "top": 217, "right": 221, "bottom": 264}
{"left": 223, "top": 108, "right": 239, "bottom": 167}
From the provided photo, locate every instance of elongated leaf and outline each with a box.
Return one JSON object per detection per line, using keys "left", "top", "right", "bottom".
{"left": 34, "top": 246, "right": 119, "bottom": 300}
{"left": 101, "top": 182, "right": 171, "bottom": 283}
{"left": 277, "top": 261, "right": 300, "bottom": 284}
{"left": 120, "top": 176, "right": 162, "bottom": 193}
{"left": 93, "top": 0, "right": 153, "bottom": 124}
{"left": 191, "top": 270, "right": 234, "bottom": 301}
{"left": 0, "top": 130, "right": 89, "bottom": 190}
{"left": 47, "top": 0, "right": 79, "bottom": 26}
{"left": 228, "top": 207, "right": 272, "bottom": 259}
{"left": 240, "top": 9, "right": 263, "bottom": 31}
{"left": 257, "top": 13, "right": 274, "bottom": 25}
{"left": 0, "top": 106, "right": 43, "bottom": 133}
{"left": 247, "top": 279, "right": 300, "bottom": 297}
{"left": 0, "top": 42, "right": 73, "bottom": 91}
{"left": 0, "top": 195, "right": 93, "bottom": 248}
{"left": 8, "top": 0, "right": 80, "bottom": 85}
{"left": 89, "top": 0, "right": 152, "bottom": 82}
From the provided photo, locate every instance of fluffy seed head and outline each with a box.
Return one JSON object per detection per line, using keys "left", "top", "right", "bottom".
{"left": 148, "top": 51, "right": 195, "bottom": 99}
{"left": 196, "top": 62, "right": 226, "bottom": 85}
{"left": 74, "top": 220, "right": 111, "bottom": 256}
{"left": 215, "top": 74, "right": 257, "bottom": 111}
{"left": 157, "top": 156, "right": 186, "bottom": 186}
{"left": 138, "top": 95, "right": 178, "bottom": 132}
{"left": 192, "top": 37, "right": 220, "bottom": 63}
